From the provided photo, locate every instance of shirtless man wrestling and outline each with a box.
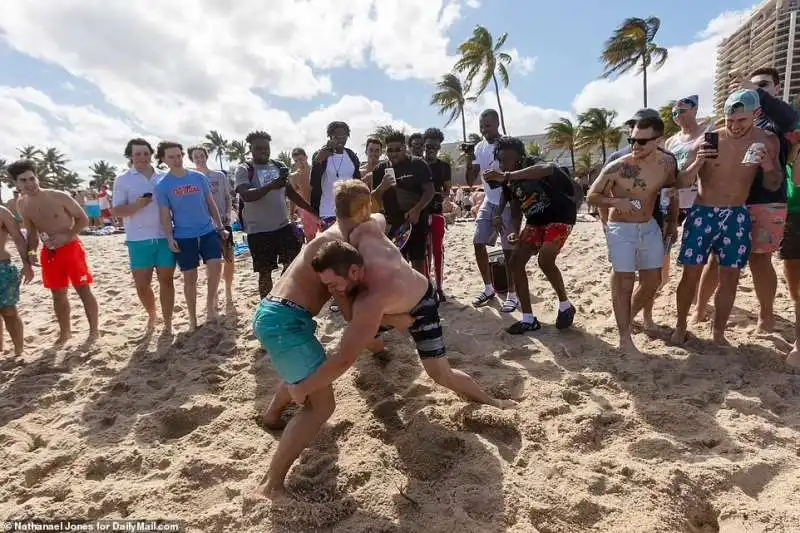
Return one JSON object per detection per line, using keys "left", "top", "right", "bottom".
{"left": 588, "top": 116, "right": 701, "bottom": 353}
{"left": 672, "top": 90, "right": 783, "bottom": 346}
{"left": 250, "top": 180, "right": 412, "bottom": 499}
{"left": 9, "top": 160, "right": 99, "bottom": 345}
{"left": 0, "top": 203, "right": 34, "bottom": 356}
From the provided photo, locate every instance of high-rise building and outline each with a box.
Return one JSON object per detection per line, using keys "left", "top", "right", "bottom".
{"left": 714, "top": 0, "right": 800, "bottom": 115}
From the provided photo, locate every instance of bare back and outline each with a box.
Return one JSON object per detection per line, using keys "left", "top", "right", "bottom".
{"left": 602, "top": 152, "right": 676, "bottom": 223}
{"left": 350, "top": 220, "right": 428, "bottom": 315}
{"left": 695, "top": 128, "right": 772, "bottom": 207}
{"left": 19, "top": 189, "right": 81, "bottom": 236}
{"left": 271, "top": 225, "right": 344, "bottom": 315}
{"left": 289, "top": 168, "right": 311, "bottom": 203}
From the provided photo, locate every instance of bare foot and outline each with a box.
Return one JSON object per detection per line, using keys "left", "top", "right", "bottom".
{"left": 670, "top": 328, "right": 688, "bottom": 345}
{"left": 617, "top": 338, "right": 642, "bottom": 356}
{"left": 366, "top": 337, "right": 385, "bottom": 354}
{"left": 261, "top": 407, "right": 287, "bottom": 431}
{"left": 642, "top": 316, "right": 657, "bottom": 332}
{"left": 54, "top": 332, "right": 72, "bottom": 346}
{"left": 250, "top": 482, "right": 286, "bottom": 501}
{"left": 786, "top": 347, "right": 800, "bottom": 368}
{"left": 691, "top": 307, "right": 710, "bottom": 324}
{"left": 163, "top": 322, "right": 173, "bottom": 335}
{"left": 146, "top": 314, "right": 157, "bottom": 331}
{"left": 86, "top": 330, "right": 100, "bottom": 343}
{"left": 493, "top": 398, "right": 518, "bottom": 409}
{"left": 712, "top": 333, "right": 732, "bottom": 348}
{"left": 188, "top": 318, "right": 198, "bottom": 331}
{"left": 756, "top": 317, "right": 774, "bottom": 334}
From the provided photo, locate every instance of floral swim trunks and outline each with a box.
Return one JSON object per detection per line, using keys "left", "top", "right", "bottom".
{"left": 678, "top": 205, "right": 752, "bottom": 269}
{"left": 0, "top": 260, "right": 21, "bottom": 308}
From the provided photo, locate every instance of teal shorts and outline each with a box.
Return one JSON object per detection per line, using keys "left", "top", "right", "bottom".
{"left": 252, "top": 297, "right": 325, "bottom": 385}
{"left": 0, "top": 261, "right": 20, "bottom": 308}
{"left": 126, "top": 239, "right": 176, "bottom": 270}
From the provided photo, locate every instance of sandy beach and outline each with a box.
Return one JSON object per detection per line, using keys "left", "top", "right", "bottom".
{"left": 1, "top": 217, "right": 799, "bottom": 532}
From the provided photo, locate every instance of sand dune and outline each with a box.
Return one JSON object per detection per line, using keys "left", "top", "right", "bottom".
{"left": 1, "top": 219, "right": 799, "bottom": 532}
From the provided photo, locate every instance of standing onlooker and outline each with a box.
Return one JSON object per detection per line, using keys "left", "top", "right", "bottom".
{"left": 112, "top": 138, "right": 176, "bottom": 333}
{"left": 422, "top": 128, "right": 451, "bottom": 300}
{"left": 782, "top": 122, "right": 800, "bottom": 367}
{"left": 235, "top": 131, "right": 316, "bottom": 299}
{"left": 360, "top": 137, "right": 384, "bottom": 214}
{"left": 98, "top": 184, "right": 113, "bottom": 226}
{"left": 155, "top": 141, "right": 226, "bottom": 330}
{"left": 465, "top": 109, "right": 517, "bottom": 312}
{"left": 288, "top": 148, "right": 315, "bottom": 242}
{"left": 11, "top": 159, "right": 99, "bottom": 345}
{"left": 310, "top": 121, "right": 361, "bottom": 229}
{"left": 189, "top": 145, "right": 235, "bottom": 307}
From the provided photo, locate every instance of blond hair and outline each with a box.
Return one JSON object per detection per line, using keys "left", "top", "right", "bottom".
{"left": 334, "top": 179, "right": 371, "bottom": 224}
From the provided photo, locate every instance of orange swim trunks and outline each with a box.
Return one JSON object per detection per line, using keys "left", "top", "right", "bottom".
{"left": 41, "top": 239, "right": 94, "bottom": 290}
{"left": 747, "top": 202, "right": 787, "bottom": 254}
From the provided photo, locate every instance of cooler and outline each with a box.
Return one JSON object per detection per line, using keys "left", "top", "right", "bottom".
{"left": 488, "top": 249, "right": 508, "bottom": 294}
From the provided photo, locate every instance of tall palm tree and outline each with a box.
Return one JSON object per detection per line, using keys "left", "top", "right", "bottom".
{"left": 226, "top": 140, "right": 248, "bottom": 165}
{"left": 546, "top": 118, "right": 578, "bottom": 172}
{"left": 89, "top": 160, "right": 118, "bottom": 189}
{"left": 577, "top": 108, "right": 620, "bottom": 164}
{"left": 53, "top": 170, "right": 80, "bottom": 191}
{"left": 574, "top": 152, "right": 594, "bottom": 179}
{"left": 371, "top": 125, "right": 405, "bottom": 144}
{"left": 40, "top": 147, "right": 70, "bottom": 188}
{"left": 276, "top": 151, "right": 293, "bottom": 170}
{"left": 430, "top": 73, "right": 475, "bottom": 142}
{"left": 658, "top": 101, "right": 681, "bottom": 137}
{"left": 601, "top": 17, "right": 668, "bottom": 107}
{"left": 204, "top": 130, "right": 229, "bottom": 171}
{"left": 18, "top": 145, "right": 41, "bottom": 161}
{"left": 455, "top": 25, "right": 513, "bottom": 134}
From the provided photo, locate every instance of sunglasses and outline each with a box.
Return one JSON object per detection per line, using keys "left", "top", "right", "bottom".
{"left": 672, "top": 108, "right": 689, "bottom": 118}
{"left": 424, "top": 144, "right": 440, "bottom": 150}
{"left": 755, "top": 80, "right": 770, "bottom": 88}
{"left": 627, "top": 136, "right": 659, "bottom": 146}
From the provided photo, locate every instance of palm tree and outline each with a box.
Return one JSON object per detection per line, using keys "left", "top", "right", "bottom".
{"left": 430, "top": 73, "right": 475, "bottom": 142}
{"left": 40, "top": 147, "right": 70, "bottom": 188}
{"left": 658, "top": 101, "right": 681, "bottom": 137}
{"left": 89, "top": 160, "right": 118, "bottom": 189}
{"left": 204, "top": 130, "right": 229, "bottom": 171}
{"left": 439, "top": 152, "right": 455, "bottom": 167}
{"left": 601, "top": 17, "right": 668, "bottom": 107}
{"left": 455, "top": 25, "right": 513, "bottom": 134}
{"left": 276, "top": 151, "right": 293, "bottom": 170}
{"left": 546, "top": 118, "right": 578, "bottom": 172}
{"left": 18, "top": 145, "right": 41, "bottom": 162}
{"left": 226, "top": 140, "right": 248, "bottom": 165}
{"left": 370, "top": 125, "right": 405, "bottom": 144}
{"left": 468, "top": 133, "right": 482, "bottom": 144}
{"left": 0, "top": 158, "right": 9, "bottom": 188}
{"left": 574, "top": 152, "right": 594, "bottom": 179}
{"left": 526, "top": 143, "right": 543, "bottom": 158}
{"left": 577, "top": 108, "right": 620, "bottom": 164}
{"left": 53, "top": 170, "right": 80, "bottom": 191}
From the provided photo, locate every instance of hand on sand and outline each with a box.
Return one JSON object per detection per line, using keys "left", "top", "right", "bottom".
{"left": 287, "top": 384, "right": 307, "bottom": 404}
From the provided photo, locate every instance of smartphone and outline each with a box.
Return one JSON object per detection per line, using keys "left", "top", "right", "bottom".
{"left": 141, "top": 192, "right": 153, "bottom": 198}
{"left": 703, "top": 132, "right": 719, "bottom": 150}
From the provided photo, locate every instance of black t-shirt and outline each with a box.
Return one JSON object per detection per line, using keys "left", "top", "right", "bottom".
{"left": 505, "top": 162, "right": 577, "bottom": 226}
{"left": 373, "top": 157, "right": 433, "bottom": 226}
{"left": 427, "top": 159, "right": 452, "bottom": 214}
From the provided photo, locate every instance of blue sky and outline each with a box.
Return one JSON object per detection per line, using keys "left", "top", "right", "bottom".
{"left": 0, "top": 0, "right": 755, "bottom": 179}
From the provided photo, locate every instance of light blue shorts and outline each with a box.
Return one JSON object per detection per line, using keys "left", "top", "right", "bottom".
{"left": 253, "top": 297, "right": 325, "bottom": 384}
{"left": 606, "top": 218, "right": 664, "bottom": 273}
{"left": 86, "top": 204, "right": 101, "bottom": 218}
{"left": 127, "top": 239, "right": 176, "bottom": 270}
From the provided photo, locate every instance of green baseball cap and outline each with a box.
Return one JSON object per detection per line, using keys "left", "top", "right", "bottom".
{"left": 724, "top": 89, "right": 760, "bottom": 115}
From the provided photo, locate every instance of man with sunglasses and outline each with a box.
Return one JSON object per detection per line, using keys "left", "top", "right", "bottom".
{"left": 588, "top": 116, "right": 695, "bottom": 354}
{"left": 371, "top": 131, "right": 435, "bottom": 274}
{"left": 673, "top": 90, "right": 783, "bottom": 347}
{"left": 695, "top": 67, "right": 799, "bottom": 332}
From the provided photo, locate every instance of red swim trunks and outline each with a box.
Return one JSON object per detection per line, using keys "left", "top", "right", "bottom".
{"left": 41, "top": 240, "right": 94, "bottom": 290}
{"left": 519, "top": 223, "right": 573, "bottom": 250}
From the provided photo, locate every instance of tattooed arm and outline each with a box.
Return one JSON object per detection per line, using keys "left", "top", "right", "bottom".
{"left": 588, "top": 160, "right": 637, "bottom": 215}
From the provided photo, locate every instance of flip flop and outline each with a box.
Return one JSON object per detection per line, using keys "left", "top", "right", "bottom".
{"left": 472, "top": 291, "right": 495, "bottom": 307}
{"left": 501, "top": 299, "right": 519, "bottom": 313}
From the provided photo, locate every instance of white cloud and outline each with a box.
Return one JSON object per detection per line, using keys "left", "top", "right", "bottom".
{"left": 507, "top": 48, "right": 537, "bottom": 76}
{"left": 572, "top": 6, "right": 757, "bottom": 121}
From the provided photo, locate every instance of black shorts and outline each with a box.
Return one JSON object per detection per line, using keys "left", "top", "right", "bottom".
{"left": 247, "top": 225, "right": 302, "bottom": 273}
{"left": 779, "top": 212, "right": 800, "bottom": 260}
{"left": 408, "top": 282, "right": 445, "bottom": 358}
{"left": 392, "top": 217, "right": 429, "bottom": 262}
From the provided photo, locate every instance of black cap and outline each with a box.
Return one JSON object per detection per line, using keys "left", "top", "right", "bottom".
{"left": 625, "top": 108, "right": 660, "bottom": 127}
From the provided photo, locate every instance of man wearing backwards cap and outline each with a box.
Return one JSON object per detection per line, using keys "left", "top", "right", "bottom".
{"left": 672, "top": 89, "right": 783, "bottom": 347}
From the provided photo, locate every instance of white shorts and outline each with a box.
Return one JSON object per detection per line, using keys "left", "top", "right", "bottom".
{"left": 473, "top": 201, "right": 513, "bottom": 249}
{"left": 606, "top": 219, "right": 664, "bottom": 273}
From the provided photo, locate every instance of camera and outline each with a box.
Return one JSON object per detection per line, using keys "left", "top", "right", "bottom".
{"left": 460, "top": 142, "right": 476, "bottom": 153}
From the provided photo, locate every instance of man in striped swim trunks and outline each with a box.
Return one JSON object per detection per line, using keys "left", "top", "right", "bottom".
{"left": 288, "top": 185, "right": 517, "bottom": 411}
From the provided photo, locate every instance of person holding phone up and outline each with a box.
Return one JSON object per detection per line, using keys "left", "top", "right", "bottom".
{"left": 111, "top": 138, "right": 176, "bottom": 334}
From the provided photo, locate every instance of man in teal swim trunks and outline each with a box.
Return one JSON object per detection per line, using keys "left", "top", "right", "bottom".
{"left": 0, "top": 202, "right": 34, "bottom": 357}
{"left": 251, "top": 179, "right": 410, "bottom": 499}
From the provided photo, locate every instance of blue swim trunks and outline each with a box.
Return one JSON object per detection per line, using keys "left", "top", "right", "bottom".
{"left": 252, "top": 296, "right": 325, "bottom": 384}
{"left": 678, "top": 205, "right": 752, "bottom": 268}
{"left": 0, "top": 260, "right": 20, "bottom": 308}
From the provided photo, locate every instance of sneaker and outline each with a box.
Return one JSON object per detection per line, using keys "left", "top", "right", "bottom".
{"left": 556, "top": 305, "right": 576, "bottom": 329}
{"left": 506, "top": 318, "right": 541, "bottom": 335}
{"left": 472, "top": 291, "right": 495, "bottom": 307}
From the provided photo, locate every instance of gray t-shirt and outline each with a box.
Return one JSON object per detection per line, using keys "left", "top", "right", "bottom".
{"left": 234, "top": 162, "right": 289, "bottom": 234}
{"left": 204, "top": 170, "right": 231, "bottom": 222}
